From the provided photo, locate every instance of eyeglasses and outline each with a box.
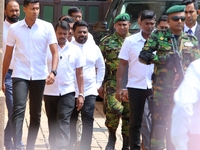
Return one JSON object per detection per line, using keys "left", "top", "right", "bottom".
{"left": 171, "top": 16, "right": 186, "bottom": 22}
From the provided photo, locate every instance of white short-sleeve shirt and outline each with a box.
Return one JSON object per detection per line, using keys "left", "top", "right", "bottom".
{"left": 44, "top": 42, "right": 85, "bottom": 96}
{"left": 6, "top": 18, "right": 57, "bottom": 80}
{"left": 118, "top": 31, "right": 154, "bottom": 89}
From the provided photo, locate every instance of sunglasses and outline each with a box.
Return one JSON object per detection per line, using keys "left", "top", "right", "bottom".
{"left": 171, "top": 16, "right": 186, "bottom": 22}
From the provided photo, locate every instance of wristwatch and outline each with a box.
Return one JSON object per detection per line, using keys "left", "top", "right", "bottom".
{"left": 51, "top": 70, "right": 57, "bottom": 76}
{"left": 79, "top": 93, "right": 85, "bottom": 100}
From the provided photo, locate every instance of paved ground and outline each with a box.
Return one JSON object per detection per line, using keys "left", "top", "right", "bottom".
{"left": 5, "top": 101, "right": 124, "bottom": 150}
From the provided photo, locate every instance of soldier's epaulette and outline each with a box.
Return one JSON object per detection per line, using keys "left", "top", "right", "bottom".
{"left": 100, "top": 34, "right": 112, "bottom": 42}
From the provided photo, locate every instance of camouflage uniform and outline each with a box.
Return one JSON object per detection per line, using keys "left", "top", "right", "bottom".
{"left": 140, "top": 29, "right": 200, "bottom": 150}
{"left": 99, "top": 32, "right": 130, "bottom": 136}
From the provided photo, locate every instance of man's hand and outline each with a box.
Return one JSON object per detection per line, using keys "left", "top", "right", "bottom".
{"left": 76, "top": 96, "right": 84, "bottom": 111}
{"left": 46, "top": 72, "right": 55, "bottom": 85}
{"left": 1, "top": 83, "right": 5, "bottom": 94}
{"left": 98, "top": 86, "right": 104, "bottom": 98}
{"left": 121, "top": 89, "right": 129, "bottom": 102}
{"left": 115, "top": 88, "right": 122, "bottom": 102}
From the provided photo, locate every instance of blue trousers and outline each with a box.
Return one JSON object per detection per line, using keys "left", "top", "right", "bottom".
{"left": 4, "top": 69, "right": 13, "bottom": 149}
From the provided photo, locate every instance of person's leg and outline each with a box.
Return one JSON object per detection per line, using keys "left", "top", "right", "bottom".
{"left": 4, "top": 70, "right": 14, "bottom": 149}
{"left": 56, "top": 92, "right": 75, "bottom": 149}
{"left": 121, "top": 101, "right": 130, "bottom": 150}
{"left": 104, "top": 80, "right": 122, "bottom": 150}
{"left": 12, "top": 78, "right": 29, "bottom": 149}
{"left": 69, "top": 99, "right": 80, "bottom": 148}
{"left": 80, "top": 95, "right": 96, "bottom": 150}
{"left": 26, "top": 80, "right": 45, "bottom": 150}
{"left": 128, "top": 88, "right": 152, "bottom": 150}
{"left": 150, "top": 90, "right": 173, "bottom": 150}
{"left": 44, "top": 95, "right": 58, "bottom": 150}
{"left": 141, "top": 99, "right": 151, "bottom": 150}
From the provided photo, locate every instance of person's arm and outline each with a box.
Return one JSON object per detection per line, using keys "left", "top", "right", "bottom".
{"left": 46, "top": 43, "right": 58, "bottom": 85}
{"left": 115, "top": 59, "right": 128, "bottom": 101}
{"left": 76, "top": 67, "right": 84, "bottom": 111}
{"left": 2, "top": 45, "right": 14, "bottom": 92}
{"left": 139, "top": 30, "right": 172, "bottom": 65}
{"left": 95, "top": 47, "right": 106, "bottom": 90}
{"left": 98, "top": 36, "right": 109, "bottom": 98}
{"left": 171, "top": 61, "right": 200, "bottom": 150}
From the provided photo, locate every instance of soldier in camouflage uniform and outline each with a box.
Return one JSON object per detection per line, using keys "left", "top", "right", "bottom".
{"left": 139, "top": 5, "right": 200, "bottom": 150}
{"left": 99, "top": 13, "right": 131, "bottom": 150}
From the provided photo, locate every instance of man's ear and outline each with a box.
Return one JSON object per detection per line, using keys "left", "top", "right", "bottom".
{"left": 197, "top": 10, "right": 200, "bottom": 15}
{"left": 4, "top": 10, "right": 7, "bottom": 16}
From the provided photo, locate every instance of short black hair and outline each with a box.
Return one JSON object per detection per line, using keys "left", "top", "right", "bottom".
{"left": 54, "top": 20, "right": 70, "bottom": 31}
{"left": 59, "top": 15, "right": 74, "bottom": 23}
{"left": 157, "top": 15, "right": 168, "bottom": 25}
{"left": 182, "top": 0, "right": 199, "bottom": 11}
{"left": 68, "top": 6, "right": 82, "bottom": 16}
{"left": 140, "top": 10, "right": 156, "bottom": 22}
{"left": 24, "top": 0, "right": 39, "bottom": 7}
{"left": 73, "top": 20, "right": 88, "bottom": 31}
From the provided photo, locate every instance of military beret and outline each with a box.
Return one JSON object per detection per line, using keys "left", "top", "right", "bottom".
{"left": 166, "top": 5, "right": 186, "bottom": 15}
{"left": 114, "top": 13, "right": 130, "bottom": 23}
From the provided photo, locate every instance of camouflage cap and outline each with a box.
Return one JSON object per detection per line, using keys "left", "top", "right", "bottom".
{"left": 166, "top": 5, "right": 186, "bottom": 15}
{"left": 114, "top": 13, "right": 130, "bottom": 23}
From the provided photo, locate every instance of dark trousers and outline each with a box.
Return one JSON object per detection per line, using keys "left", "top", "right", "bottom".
{"left": 70, "top": 95, "right": 96, "bottom": 150}
{"left": 44, "top": 92, "right": 75, "bottom": 150}
{"left": 12, "top": 78, "right": 45, "bottom": 150}
{"left": 128, "top": 88, "right": 152, "bottom": 150}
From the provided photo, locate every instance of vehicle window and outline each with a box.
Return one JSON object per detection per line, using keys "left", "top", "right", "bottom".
{"left": 120, "top": 1, "right": 183, "bottom": 30}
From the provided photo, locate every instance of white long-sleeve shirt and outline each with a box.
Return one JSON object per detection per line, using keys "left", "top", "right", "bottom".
{"left": 3, "top": 19, "right": 15, "bottom": 69}
{"left": 72, "top": 40, "right": 105, "bottom": 97}
{"left": 171, "top": 59, "right": 200, "bottom": 150}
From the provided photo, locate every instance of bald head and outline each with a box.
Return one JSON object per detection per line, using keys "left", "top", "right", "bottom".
{"left": 4, "top": 0, "right": 20, "bottom": 23}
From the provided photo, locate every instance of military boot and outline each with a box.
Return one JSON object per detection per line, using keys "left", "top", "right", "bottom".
{"left": 105, "top": 129, "right": 116, "bottom": 150}
{"left": 121, "top": 134, "right": 129, "bottom": 150}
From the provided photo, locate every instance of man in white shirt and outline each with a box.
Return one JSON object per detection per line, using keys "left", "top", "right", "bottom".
{"left": 3, "top": 1, "right": 20, "bottom": 149}
{"left": 182, "top": 0, "right": 200, "bottom": 47}
{"left": 115, "top": 10, "right": 156, "bottom": 150}
{"left": 171, "top": 58, "right": 200, "bottom": 150}
{"left": 69, "top": 20, "right": 105, "bottom": 150}
{"left": 43, "top": 20, "right": 84, "bottom": 150}
{"left": 2, "top": 0, "right": 58, "bottom": 149}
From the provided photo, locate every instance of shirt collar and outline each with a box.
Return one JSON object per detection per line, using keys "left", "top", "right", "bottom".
{"left": 4, "top": 19, "right": 11, "bottom": 26}
{"left": 184, "top": 22, "right": 197, "bottom": 34}
{"left": 136, "top": 30, "right": 146, "bottom": 42}
{"left": 20, "top": 18, "right": 39, "bottom": 28}
{"left": 57, "top": 40, "right": 69, "bottom": 51}
{"left": 73, "top": 40, "right": 85, "bottom": 48}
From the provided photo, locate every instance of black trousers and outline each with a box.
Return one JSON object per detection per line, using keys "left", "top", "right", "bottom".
{"left": 70, "top": 95, "right": 96, "bottom": 150}
{"left": 128, "top": 88, "right": 152, "bottom": 150}
{"left": 44, "top": 92, "right": 75, "bottom": 150}
{"left": 12, "top": 78, "right": 45, "bottom": 150}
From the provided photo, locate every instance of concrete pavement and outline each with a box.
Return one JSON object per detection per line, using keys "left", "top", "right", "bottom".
{"left": 4, "top": 101, "right": 124, "bottom": 150}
